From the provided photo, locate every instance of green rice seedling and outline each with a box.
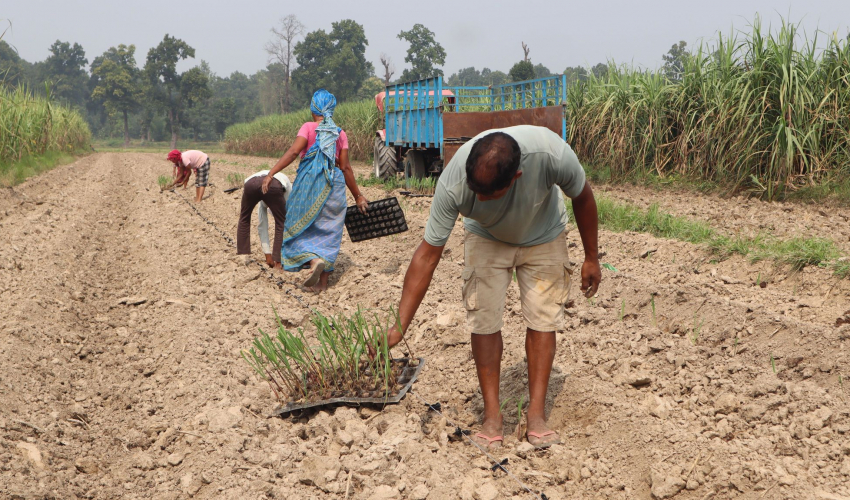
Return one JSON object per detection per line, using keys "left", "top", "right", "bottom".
{"left": 356, "top": 174, "right": 402, "bottom": 191}
{"left": 771, "top": 354, "right": 777, "bottom": 374}
{"left": 499, "top": 397, "right": 512, "bottom": 417}
{"left": 755, "top": 272, "right": 761, "bottom": 288}
{"left": 619, "top": 299, "right": 626, "bottom": 322}
{"left": 650, "top": 295, "right": 656, "bottom": 327}
{"left": 405, "top": 176, "right": 437, "bottom": 195}
{"left": 157, "top": 175, "right": 170, "bottom": 190}
{"left": 691, "top": 315, "right": 704, "bottom": 345}
{"left": 835, "top": 261, "right": 850, "bottom": 279}
{"left": 226, "top": 172, "right": 245, "bottom": 189}
{"left": 515, "top": 394, "right": 526, "bottom": 440}
{"left": 242, "top": 307, "right": 405, "bottom": 404}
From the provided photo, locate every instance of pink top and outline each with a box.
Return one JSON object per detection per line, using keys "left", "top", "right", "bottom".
{"left": 297, "top": 122, "right": 349, "bottom": 158}
{"left": 181, "top": 150, "right": 209, "bottom": 170}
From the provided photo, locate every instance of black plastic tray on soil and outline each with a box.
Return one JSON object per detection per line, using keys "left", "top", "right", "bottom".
{"left": 272, "top": 357, "right": 425, "bottom": 417}
{"left": 345, "top": 197, "right": 408, "bottom": 242}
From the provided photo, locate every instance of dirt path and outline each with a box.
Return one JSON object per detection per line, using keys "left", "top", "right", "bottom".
{"left": 1, "top": 153, "right": 848, "bottom": 500}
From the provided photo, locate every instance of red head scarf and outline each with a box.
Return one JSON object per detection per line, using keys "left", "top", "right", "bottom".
{"left": 167, "top": 150, "right": 182, "bottom": 164}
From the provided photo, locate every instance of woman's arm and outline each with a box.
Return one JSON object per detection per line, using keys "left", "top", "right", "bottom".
{"left": 262, "top": 137, "right": 307, "bottom": 194}
{"left": 338, "top": 148, "right": 368, "bottom": 214}
{"left": 180, "top": 166, "right": 192, "bottom": 188}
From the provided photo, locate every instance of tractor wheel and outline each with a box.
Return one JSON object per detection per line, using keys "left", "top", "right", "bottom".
{"left": 403, "top": 150, "right": 426, "bottom": 181}
{"left": 373, "top": 137, "right": 396, "bottom": 179}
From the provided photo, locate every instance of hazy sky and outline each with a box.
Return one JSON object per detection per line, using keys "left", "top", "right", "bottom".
{"left": 4, "top": 1, "right": 850, "bottom": 78}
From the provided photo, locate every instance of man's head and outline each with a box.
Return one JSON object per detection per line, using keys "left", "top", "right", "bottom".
{"left": 465, "top": 132, "right": 522, "bottom": 201}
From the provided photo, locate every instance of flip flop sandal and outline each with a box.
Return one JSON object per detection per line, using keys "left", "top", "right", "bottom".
{"left": 471, "top": 432, "right": 504, "bottom": 450}
{"left": 303, "top": 261, "right": 325, "bottom": 288}
{"left": 526, "top": 430, "right": 561, "bottom": 449}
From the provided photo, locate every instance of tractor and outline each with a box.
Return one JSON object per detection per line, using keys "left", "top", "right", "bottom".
{"left": 372, "top": 75, "right": 568, "bottom": 181}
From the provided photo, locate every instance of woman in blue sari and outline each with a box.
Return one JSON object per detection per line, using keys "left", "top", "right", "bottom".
{"left": 262, "top": 89, "right": 369, "bottom": 292}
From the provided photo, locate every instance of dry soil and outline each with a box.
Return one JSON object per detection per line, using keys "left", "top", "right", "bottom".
{"left": 1, "top": 153, "right": 849, "bottom": 500}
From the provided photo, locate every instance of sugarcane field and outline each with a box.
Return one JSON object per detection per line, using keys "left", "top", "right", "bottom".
{"left": 2, "top": 4, "right": 850, "bottom": 500}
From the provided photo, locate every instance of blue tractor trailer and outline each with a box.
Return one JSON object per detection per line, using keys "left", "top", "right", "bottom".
{"left": 372, "top": 74, "right": 568, "bottom": 180}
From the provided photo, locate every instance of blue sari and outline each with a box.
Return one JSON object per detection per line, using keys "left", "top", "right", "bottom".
{"left": 282, "top": 90, "right": 347, "bottom": 272}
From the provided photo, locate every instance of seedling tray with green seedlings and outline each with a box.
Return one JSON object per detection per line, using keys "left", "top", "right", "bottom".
{"left": 242, "top": 307, "right": 423, "bottom": 416}
{"left": 224, "top": 172, "right": 246, "bottom": 193}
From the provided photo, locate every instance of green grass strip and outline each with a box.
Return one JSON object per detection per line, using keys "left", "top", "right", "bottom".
{"left": 0, "top": 150, "right": 82, "bottom": 187}
{"left": 567, "top": 194, "right": 847, "bottom": 277}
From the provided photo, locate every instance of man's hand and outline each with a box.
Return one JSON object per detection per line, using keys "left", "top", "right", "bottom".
{"left": 356, "top": 195, "right": 369, "bottom": 215}
{"left": 261, "top": 175, "right": 272, "bottom": 194}
{"left": 580, "top": 258, "right": 602, "bottom": 298}
{"left": 368, "top": 326, "right": 403, "bottom": 360}
{"left": 386, "top": 325, "right": 403, "bottom": 348}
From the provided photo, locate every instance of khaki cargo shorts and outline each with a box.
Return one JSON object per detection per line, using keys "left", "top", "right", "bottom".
{"left": 462, "top": 231, "right": 572, "bottom": 334}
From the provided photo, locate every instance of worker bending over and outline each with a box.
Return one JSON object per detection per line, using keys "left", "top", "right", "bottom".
{"left": 237, "top": 170, "right": 291, "bottom": 268}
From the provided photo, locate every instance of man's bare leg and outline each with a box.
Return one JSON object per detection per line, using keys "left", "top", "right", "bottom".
{"left": 526, "top": 328, "right": 559, "bottom": 446}
{"left": 195, "top": 186, "right": 205, "bottom": 202}
{"left": 471, "top": 330, "right": 504, "bottom": 448}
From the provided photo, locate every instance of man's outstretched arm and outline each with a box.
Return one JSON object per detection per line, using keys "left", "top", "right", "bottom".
{"left": 570, "top": 181, "right": 601, "bottom": 297}
{"left": 386, "top": 240, "right": 444, "bottom": 347}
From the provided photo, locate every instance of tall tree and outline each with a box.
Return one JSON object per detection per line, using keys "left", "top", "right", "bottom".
{"left": 397, "top": 24, "right": 446, "bottom": 82}
{"left": 590, "top": 63, "right": 609, "bottom": 79}
{"left": 265, "top": 15, "right": 304, "bottom": 113}
{"left": 0, "top": 41, "right": 32, "bottom": 88}
{"left": 533, "top": 63, "right": 552, "bottom": 78}
{"left": 291, "top": 20, "right": 373, "bottom": 104}
{"left": 355, "top": 76, "right": 384, "bottom": 100}
{"left": 662, "top": 41, "right": 689, "bottom": 82}
{"left": 144, "top": 35, "right": 207, "bottom": 147}
{"left": 326, "top": 20, "right": 373, "bottom": 101}
{"left": 563, "top": 66, "right": 588, "bottom": 87}
{"left": 39, "top": 40, "right": 88, "bottom": 108}
{"left": 90, "top": 44, "right": 141, "bottom": 146}
{"left": 481, "top": 68, "right": 508, "bottom": 86}
{"left": 379, "top": 53, "right": 395, "bottom": 85}
{"left": 177, "top": 65, "right": 213, "bottom": 138}
{"left": 509, "top": 60, "right": 534, "bottom": 82}
{"left": 447, "top": 67, "right": 484, "bottom": 86}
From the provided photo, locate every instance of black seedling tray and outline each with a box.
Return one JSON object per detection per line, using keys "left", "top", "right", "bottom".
{"left": 272, "top": 357, "right": 425, "bottom": 416}
{"left": 345, "top": 197, "right": 408, "bottom": 242}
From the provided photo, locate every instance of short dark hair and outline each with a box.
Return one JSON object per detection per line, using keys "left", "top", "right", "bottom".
{"left": 465, "top": 132, "right": 521, "bottom": 195}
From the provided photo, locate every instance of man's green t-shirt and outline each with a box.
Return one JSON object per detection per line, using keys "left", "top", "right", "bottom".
{"left": 424, "top": 125, "right": 587, "bottom": 248}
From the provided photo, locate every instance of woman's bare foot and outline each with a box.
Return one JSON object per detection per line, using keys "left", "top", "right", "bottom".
{"left": 309, "top": 271, "right": 330, "bottom": 293}
{"left": 303, "top": 259, "right": 325, "bottom": 287}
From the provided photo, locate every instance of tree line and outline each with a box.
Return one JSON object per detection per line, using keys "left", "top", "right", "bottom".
{"left": 0, "top": 15, "right": 694, "bottom": 147}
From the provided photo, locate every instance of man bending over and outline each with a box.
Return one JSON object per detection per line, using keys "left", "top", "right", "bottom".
{"left": 384, "top": 125, "right": 601, "bottom": 450}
